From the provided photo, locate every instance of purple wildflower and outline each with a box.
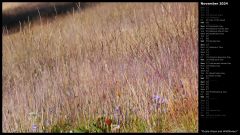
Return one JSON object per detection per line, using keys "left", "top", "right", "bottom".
{"left": 152, "top": 94, "right": 168, "bottom": 111}
{"left": 153, "top": 94, "right": 160, "bottom": 103}
{"left": 153, "top": 94, "right": 167, "bottom": 104}
{"left": 32, "top": 124, "right": 38, "bottom": 132}
{"left": 115, "top": 106, "right": 121, "bottom": 113}
{"left": 114, "top": 105, "right": 123, "bottom": 125}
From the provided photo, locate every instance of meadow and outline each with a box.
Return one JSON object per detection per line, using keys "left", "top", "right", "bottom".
{"left": 2, "top": 2, "right": 198, "bottom": 133}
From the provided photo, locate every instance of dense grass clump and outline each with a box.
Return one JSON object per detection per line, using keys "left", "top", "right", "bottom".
{"left": 2, "top": 3, "right": 198, "bottom": 133}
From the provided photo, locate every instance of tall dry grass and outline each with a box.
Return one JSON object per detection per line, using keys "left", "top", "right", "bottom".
{"left": 2, "top": 3, "right": 198, "bottom": 133}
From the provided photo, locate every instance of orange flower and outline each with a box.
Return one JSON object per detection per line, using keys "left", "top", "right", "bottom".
{"left": 105, "top": 117, "right": 112, "bottom": 126}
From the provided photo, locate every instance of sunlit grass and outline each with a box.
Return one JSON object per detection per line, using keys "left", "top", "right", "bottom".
{"left": 2, "top": 2, "right": 198, "bottom": 133}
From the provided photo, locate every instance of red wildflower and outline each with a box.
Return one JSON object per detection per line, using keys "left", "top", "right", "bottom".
{"left": 105, "top": 117, "right": 112, "bottom": 126}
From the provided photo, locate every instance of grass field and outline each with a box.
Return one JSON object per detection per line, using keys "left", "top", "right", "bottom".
{"left": 2, "top": 2, "right": 198, "bottom": 133}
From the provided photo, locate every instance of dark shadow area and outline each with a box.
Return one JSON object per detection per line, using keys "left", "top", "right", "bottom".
{"left": 2, "top": 2, "right": 97, "bottom": 35}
